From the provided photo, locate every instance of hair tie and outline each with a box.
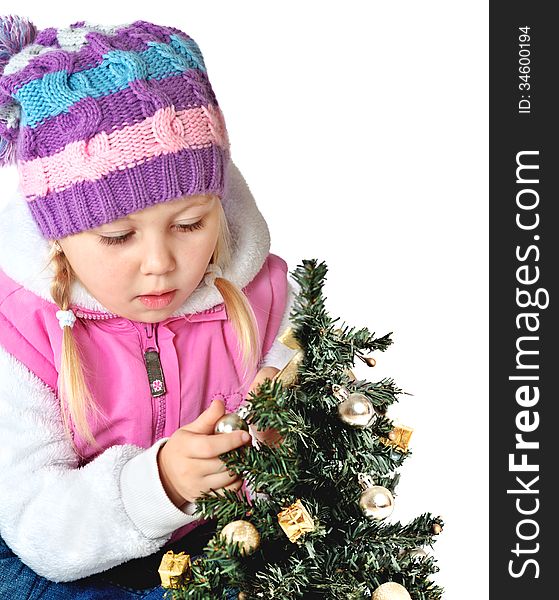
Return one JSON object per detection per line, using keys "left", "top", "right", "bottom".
{"left": 56, "top": 308, "right": 76, "bottom": 329}
{"left": 204, "top": 263, "right": 223, "bottom": 287}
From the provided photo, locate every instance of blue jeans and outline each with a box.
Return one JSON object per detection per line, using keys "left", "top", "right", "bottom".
{"left": 0, "top": 534, "right": 239, "bottom": 599}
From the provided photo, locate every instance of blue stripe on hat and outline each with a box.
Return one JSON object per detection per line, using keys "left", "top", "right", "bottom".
{"left": 16, "top": 35, "right": 206, "bottom": 128}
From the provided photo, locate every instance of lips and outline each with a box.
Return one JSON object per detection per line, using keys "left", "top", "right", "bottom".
{"left": 140, "top": 289, "right": 176, "bottom": 296}
{"left": 137, "top": 289, "right": 177, "bottom": 309}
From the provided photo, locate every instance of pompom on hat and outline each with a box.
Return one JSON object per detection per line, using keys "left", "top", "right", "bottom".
{"left": 0, "top": 15, "right": 230, "bottom": 239}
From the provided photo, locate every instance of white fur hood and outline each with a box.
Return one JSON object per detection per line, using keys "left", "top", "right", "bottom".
{"left": 0, "top": 160, "right": 271, "bottom": 316}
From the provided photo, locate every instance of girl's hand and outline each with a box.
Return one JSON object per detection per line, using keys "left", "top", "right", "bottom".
{"left": 247, "top": 366, "right": 284, "bottom": 448}
{"left": 157, "top": 398, "right": 251, "bottom": 508}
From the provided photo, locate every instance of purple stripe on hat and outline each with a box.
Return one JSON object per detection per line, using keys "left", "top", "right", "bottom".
{"left": 27, "top": 144, "right": 229, "bottom": 239}
{"left": 17, "top": 72, "right": 218, "bottom": 161}
{"left": 35, "top": 28, "right": 61, "bottom": 47}
{"left": 129, "top": 20, "right": 197, "bottom": 43}
{"left": 1, "top": 21, "right": 182, "bottom": 96}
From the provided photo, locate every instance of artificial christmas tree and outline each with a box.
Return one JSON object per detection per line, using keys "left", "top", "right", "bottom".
{"left": 160, "top": 258, "right": 444, "bottom": 599}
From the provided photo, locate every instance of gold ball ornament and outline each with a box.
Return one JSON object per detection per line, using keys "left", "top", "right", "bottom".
{"left": 432, "top": 523, "right": 443, "bottom": 535}
{"left": 337, "top": 392, "right": 376, "bottom": 428}
{"left": 238, "top": 593, "right": 248, "bottom": 600}
{"left": 363, "top": 356, "right": 377, "bottom": 367}
{"left": 220, "top": 520, "right": 261, "bottom": 556}
{"left": 214, "top": 412, "right": 250, "bottom": 434}
{"left": 371, "top": 582, "right": 412, "bottom": 600}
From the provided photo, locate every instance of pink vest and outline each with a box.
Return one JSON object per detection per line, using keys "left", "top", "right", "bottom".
{"left": 0, "top": 252, "right": 288, "bottom": 542}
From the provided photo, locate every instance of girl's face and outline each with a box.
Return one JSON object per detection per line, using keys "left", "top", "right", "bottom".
{"left": 57, "top": 194, "right": 221, "bottom": 323}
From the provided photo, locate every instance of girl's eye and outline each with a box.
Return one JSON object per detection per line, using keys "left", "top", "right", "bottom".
{"left": 98, "top": 219, "right": 206, "bottom": 246}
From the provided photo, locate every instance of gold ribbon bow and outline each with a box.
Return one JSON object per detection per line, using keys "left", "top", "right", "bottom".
{"left": 274, "top": 327, "right": 305, "bottom": 387}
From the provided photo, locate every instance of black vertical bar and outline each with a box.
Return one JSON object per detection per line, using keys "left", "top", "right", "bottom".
{"left": 491, "top": 2, "right": 556, "bottom": 597}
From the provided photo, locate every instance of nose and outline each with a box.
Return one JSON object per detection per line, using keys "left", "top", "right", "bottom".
{"left": 139, "top": 237, "right": 176, "bottom": 276}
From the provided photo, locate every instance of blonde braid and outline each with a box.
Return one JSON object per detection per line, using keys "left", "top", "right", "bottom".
{"left": 48, "top": 242, "right": 106, "bottom": 455}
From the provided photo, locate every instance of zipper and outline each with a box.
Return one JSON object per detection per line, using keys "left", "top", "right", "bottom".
{"left": 143, "top": 323, "right": 167, "bottom": 397}
{"left": 72, "top": 307, "right": 169, "bottom": 402}
{"left": 75, "top": 308, "right": 169, "bottom": 440}
{"left": 73, "top": 308, "right": 118, "bottom": 320}
{"left": 142, "top": 322, "right": 167, "bottom": 440}
{"left": 72, "top": 303, "right": 224, "bottom": 321}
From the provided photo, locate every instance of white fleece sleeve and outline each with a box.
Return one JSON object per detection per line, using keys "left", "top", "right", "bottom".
{"left": 0, "top": 345, "right": 198, "bottom": 583}
{"left": 259, "top": 277, "right": 300, "bottom": 371}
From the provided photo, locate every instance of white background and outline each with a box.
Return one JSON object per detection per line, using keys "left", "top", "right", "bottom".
{"left": 0, "top": 2, "right": 488, "bottom": 598}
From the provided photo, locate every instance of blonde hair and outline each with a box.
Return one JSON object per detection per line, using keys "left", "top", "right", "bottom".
{"left": 48, "top": 197, "right": 261, "bottom": 455}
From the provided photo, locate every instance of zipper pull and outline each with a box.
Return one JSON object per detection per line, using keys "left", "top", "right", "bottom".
{"left": 144, "top": 348, "right": 167, "bottom": 397}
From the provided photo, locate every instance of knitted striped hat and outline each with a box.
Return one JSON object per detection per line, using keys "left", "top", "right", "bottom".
{"left": 0, "top": 16, "right": 230, "bottom": 239}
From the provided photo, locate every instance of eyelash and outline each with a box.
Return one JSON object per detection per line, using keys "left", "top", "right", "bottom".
{"left": 98, "top": 219, "right": 206, "bottom": 246}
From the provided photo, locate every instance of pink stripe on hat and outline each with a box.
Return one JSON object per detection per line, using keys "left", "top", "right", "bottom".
{"left": 18, "top": 104, "right": 228, "bottom": 200}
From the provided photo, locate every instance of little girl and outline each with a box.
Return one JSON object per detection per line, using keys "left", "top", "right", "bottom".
{"left": 0, "top": 16, "right": 297, "bottom": 598}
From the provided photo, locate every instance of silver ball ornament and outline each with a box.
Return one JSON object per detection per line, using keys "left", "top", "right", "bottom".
{"left": 337, "top": 392, "right": 375, "bottom": 428}
{"left": 407, "top": 547, "right": 428, "bottom": 560}
{"left": 214, "top": 412, "right": 250, "bottom": 434}
{"left": 359, "top": 485, "right": 394, "bottom": 520}
{"left": 399, "top": 547, "right": 428, "bottom": 561}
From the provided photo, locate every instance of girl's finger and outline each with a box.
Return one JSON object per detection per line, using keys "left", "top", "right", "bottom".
{"left": 182, "top": 429, "right": 251, "bottom": 459}
{"left": 189, "top": 456, "right": 235, "bottom": 477}
{"left": 202, "top": 471, "right": 242, "bottom": 492}
{"left": 207, "top": 479, "right": 244, "bottom": 499}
